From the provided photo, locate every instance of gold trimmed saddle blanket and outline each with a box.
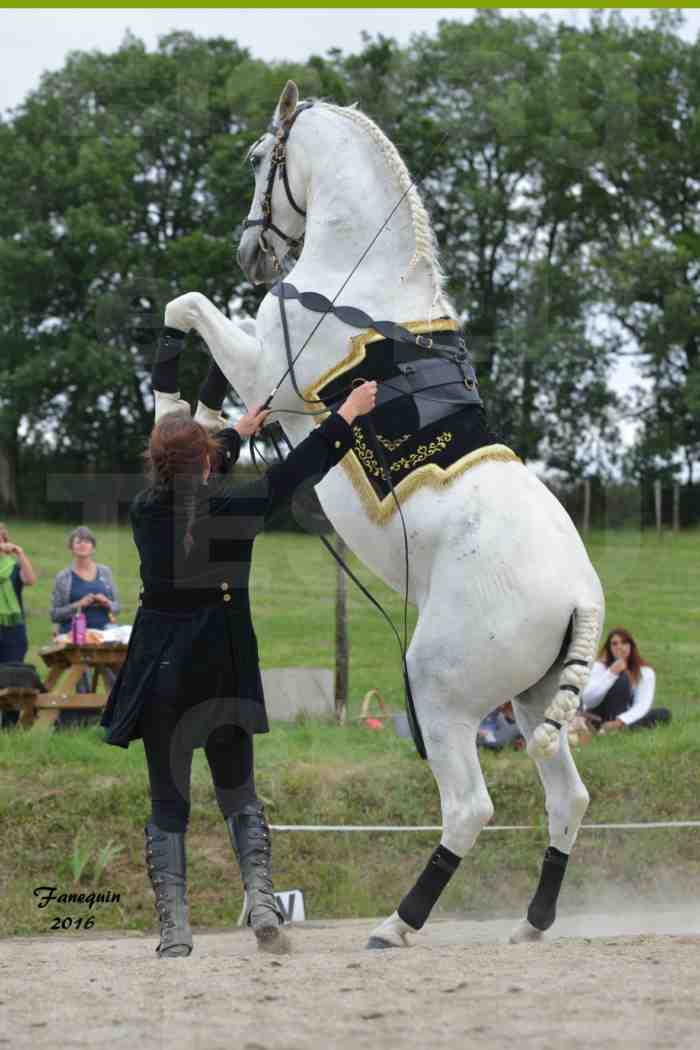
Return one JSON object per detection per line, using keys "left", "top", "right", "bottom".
{"left": 306, "top": 319, "right": 520, "bottom": 524}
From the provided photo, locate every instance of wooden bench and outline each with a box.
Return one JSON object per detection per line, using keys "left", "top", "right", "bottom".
{"left": 33, "top": 691, "right": 107, "bottom": 727}
{"left": 0, "top": 686, "right": 39, "bottom": 729}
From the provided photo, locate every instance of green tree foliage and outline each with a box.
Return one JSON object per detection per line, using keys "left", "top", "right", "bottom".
{"left": 321, "top": 15, "right": 623, "bottom": 474}
{"left": 1, "top": 14, "right": 699, "bottom": 515}
{"left": 0, "top": 33, "right": 324, "bottom": 495}
{"left": 577, "top": 11, "right": 700, "bottom": 485}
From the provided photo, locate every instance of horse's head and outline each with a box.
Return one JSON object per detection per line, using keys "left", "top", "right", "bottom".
{"left": 238, "top": 80, "right": 311, "bottom": 286}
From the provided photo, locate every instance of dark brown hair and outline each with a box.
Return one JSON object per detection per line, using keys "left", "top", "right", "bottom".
{"left": 144, "top": 415, "right": 222, "bottom": 555}
{"left": 599, "top": 627, "right": 649, "bottom": 685}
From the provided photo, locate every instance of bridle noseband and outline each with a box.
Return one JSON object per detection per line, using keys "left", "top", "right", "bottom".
{"left": 242, "top": 101, "right": 314, "bottom": 271}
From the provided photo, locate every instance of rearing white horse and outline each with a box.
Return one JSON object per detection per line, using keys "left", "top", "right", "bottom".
{"left": 164, "top": 81, "right": 604, "bottom": 946}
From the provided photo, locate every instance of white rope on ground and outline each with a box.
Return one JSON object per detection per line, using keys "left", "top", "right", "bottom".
{"left": 270, "top": 821, "right": 700, "bottom": 832}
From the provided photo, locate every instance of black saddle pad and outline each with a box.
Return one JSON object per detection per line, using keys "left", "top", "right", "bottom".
{"left": 315, "top": 332, "right": 491, "bottom": 503}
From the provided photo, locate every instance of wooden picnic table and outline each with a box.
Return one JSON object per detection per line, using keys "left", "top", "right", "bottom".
{"left": 34, "top": 641, "right": 128, "bottom": 728}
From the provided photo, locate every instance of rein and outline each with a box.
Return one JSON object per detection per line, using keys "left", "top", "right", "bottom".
{"left": 241, "top": 102, "right": 459, "bottom": 759}
{"left": 256, "top": 423, "right": 427, "bottom": 760}
{"left": 263, "top": 277, "right": 475, "bottom": 761}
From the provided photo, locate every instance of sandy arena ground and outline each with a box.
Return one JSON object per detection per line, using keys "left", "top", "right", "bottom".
{"left": 2, "top": 910, "right": 699, "bottom": 1049}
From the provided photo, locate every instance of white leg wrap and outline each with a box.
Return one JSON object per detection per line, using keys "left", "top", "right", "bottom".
{"left": 193, "top": 400, "right": 228, "bottom": 434}
{"left": 154, "top": 389, "right": 191, "bottom": 423}
{"left": 528, "top": 606, "right": 602, "bottom": 761}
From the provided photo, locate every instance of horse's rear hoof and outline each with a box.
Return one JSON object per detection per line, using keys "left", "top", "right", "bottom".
{"left": 366, "top": 935, "right": 398, "bottom": 950}
{"left": 509, "top": 919, "right": 544, "bottom": 944}
{"left": 157, "top": 943, "right": 193, "bottom": 958}
{"left": 255, "top": 925, "right": 292, "bottom": 955}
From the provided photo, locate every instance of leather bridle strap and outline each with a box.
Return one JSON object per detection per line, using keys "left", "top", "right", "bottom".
{"left": 242, "top": 101, "right": 314, "bottom": 259}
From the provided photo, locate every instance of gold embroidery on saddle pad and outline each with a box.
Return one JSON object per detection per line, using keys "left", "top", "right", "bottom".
{"left": 304, "top": 319, "right": 521, "bottom": 525}
{"left": 344, "top": 441, "right": 520, "bottom": 524}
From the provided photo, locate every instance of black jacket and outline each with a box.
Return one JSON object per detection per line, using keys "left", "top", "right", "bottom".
{"left": 101, "top": 413, "right": 353, "bottom": 747}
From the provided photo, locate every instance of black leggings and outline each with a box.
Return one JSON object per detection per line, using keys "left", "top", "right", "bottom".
{"left": 138, "top": 691, "right": 258, "bottom": 834}
{"left": 593, "top": 673, "right": 671, "bottom": 729}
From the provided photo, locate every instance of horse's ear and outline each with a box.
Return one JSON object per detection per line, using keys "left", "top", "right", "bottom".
{"left": 275, "top": 80, "right": 299, "bottom": 126}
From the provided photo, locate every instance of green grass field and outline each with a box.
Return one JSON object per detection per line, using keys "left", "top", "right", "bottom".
{"left": 0, "top": 522, "right": 698, "bottom": 937}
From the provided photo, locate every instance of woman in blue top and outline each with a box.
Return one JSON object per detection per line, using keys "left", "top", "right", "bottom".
{"left": 50, "top": 526, "right": 121, "bottom": 636}
{"left": 0, "top": 522, "right": 38, "bottom": 664}
{"left": 50, "top": 526, "right": 121, "bottom": 720}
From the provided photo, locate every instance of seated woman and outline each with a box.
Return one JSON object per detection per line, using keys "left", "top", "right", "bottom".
{"left": 581, "top": 627, "right": 671, "bottom": 732}
{"left": 50, "top": 526, "right": 121, "bottom": 724}
{"left": 50, "top": 526, "right": 121, "bottom": 637}
{"left": 477, "top": 702, "right": 523, "bottom": 751}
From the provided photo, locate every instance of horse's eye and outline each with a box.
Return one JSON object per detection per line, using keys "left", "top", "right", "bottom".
{"left": 250, "top": 153, "right": 262, "bottom": 170}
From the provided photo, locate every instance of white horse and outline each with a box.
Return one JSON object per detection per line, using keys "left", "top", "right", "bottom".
{"left": 164, "top": 81, "right": 604, "bottom": 946}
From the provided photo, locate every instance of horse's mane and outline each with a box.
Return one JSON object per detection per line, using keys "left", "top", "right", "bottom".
{"left": 321, "top": 102, "right": 453, "bottom": 318}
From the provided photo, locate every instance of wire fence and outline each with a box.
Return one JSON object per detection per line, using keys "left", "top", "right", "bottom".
{"left": 271, "top": 820, "right": 700, "bottom": 832}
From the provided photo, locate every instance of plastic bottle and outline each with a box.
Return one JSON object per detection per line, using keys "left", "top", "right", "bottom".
{"left": 71, "top": 610, "right": 87, "bottom": 645}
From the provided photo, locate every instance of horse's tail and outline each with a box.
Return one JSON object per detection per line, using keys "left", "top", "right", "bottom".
{"left": 527, "top": 605, "right": 603, "bottom": 761}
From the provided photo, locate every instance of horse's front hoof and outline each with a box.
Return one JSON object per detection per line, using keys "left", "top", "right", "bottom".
{"left": 509, "top": 918, "right": 545, "bottom": 944}
{"left": 366, "top": 916, "right": 412, "bottom": 949}
{"left": 366, "top": 935, "right": 400, "bottom": 950}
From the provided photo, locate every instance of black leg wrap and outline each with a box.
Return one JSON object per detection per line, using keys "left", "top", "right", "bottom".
{"left": 152, "top": 327, "right": 186, "bottom": 393}
{"left": 199, "top": 360, "right": 229, "bottom": 412}
{"left": 397, "top": 845, "right": 461, "bottom": 930}
{"left": 527, "top": 846, "right": 569, "bottom": 931}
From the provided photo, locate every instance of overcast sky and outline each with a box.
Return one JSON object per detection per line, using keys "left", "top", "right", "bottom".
{"left": 3, "top": 7, "right": 700, "bottom": 115}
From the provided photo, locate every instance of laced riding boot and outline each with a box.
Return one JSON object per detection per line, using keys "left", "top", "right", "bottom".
{"left": 225, "top": 803, "right": 291, "bottom": 954}
{"left": 144, "top": 823, "right": 193, "bottom": 958}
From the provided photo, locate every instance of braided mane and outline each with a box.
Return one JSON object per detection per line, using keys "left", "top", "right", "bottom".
{"left": 322, "top": 103, "right": 453, "bottom": 317}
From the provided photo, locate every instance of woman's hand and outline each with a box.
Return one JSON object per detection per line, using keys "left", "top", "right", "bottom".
{"left": 91, "top": 593, "right": 112, "bottom": 607}
{"left": 610, "top": 658, "right": 627, "bottom": 675}
{"left": 338, "top": 381, "right": 378, "bottom": 426}
{"left": 234, "top": 405, "right": 271, "bottom": 438}
{"left": 0, "top": 541, "right": 21, "bottom": 556}
{"left": 600, "top": 719, "right": 625, "bottom": 733}
{"left": 78, "top": 594, "right": 95, "bottom": 609}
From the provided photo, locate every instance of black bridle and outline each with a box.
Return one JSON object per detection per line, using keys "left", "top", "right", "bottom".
{"left": 242, "top": 102, "right": 314, "bottom": 271}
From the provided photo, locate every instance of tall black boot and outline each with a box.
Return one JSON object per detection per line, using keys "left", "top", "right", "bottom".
{"left": 144, "top": 823, "right": 193, "bottom": 958}
{"left": 225, "top": 803, "right": 291, "bottom": 954}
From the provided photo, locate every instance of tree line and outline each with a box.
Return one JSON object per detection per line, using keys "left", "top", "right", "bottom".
{"left": 1, "top": 9, "right": 698, "bottom": 519}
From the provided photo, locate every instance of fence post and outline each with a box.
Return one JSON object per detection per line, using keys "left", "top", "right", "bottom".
{"left": 582, "top": 479, "right": 591, "bottom": 533}
{"left": 334, "top": 533, "right": 349, "bottom": 725}
{"left": 654, "top": 480, "right": 662, "bottom": 535}
{"left": 673, "top": 483, "right": 680, "bottom": 532}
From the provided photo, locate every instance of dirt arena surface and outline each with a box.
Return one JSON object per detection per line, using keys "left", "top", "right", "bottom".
{"left": 2, "top": 911, "right": 698, "bottom": 1049}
